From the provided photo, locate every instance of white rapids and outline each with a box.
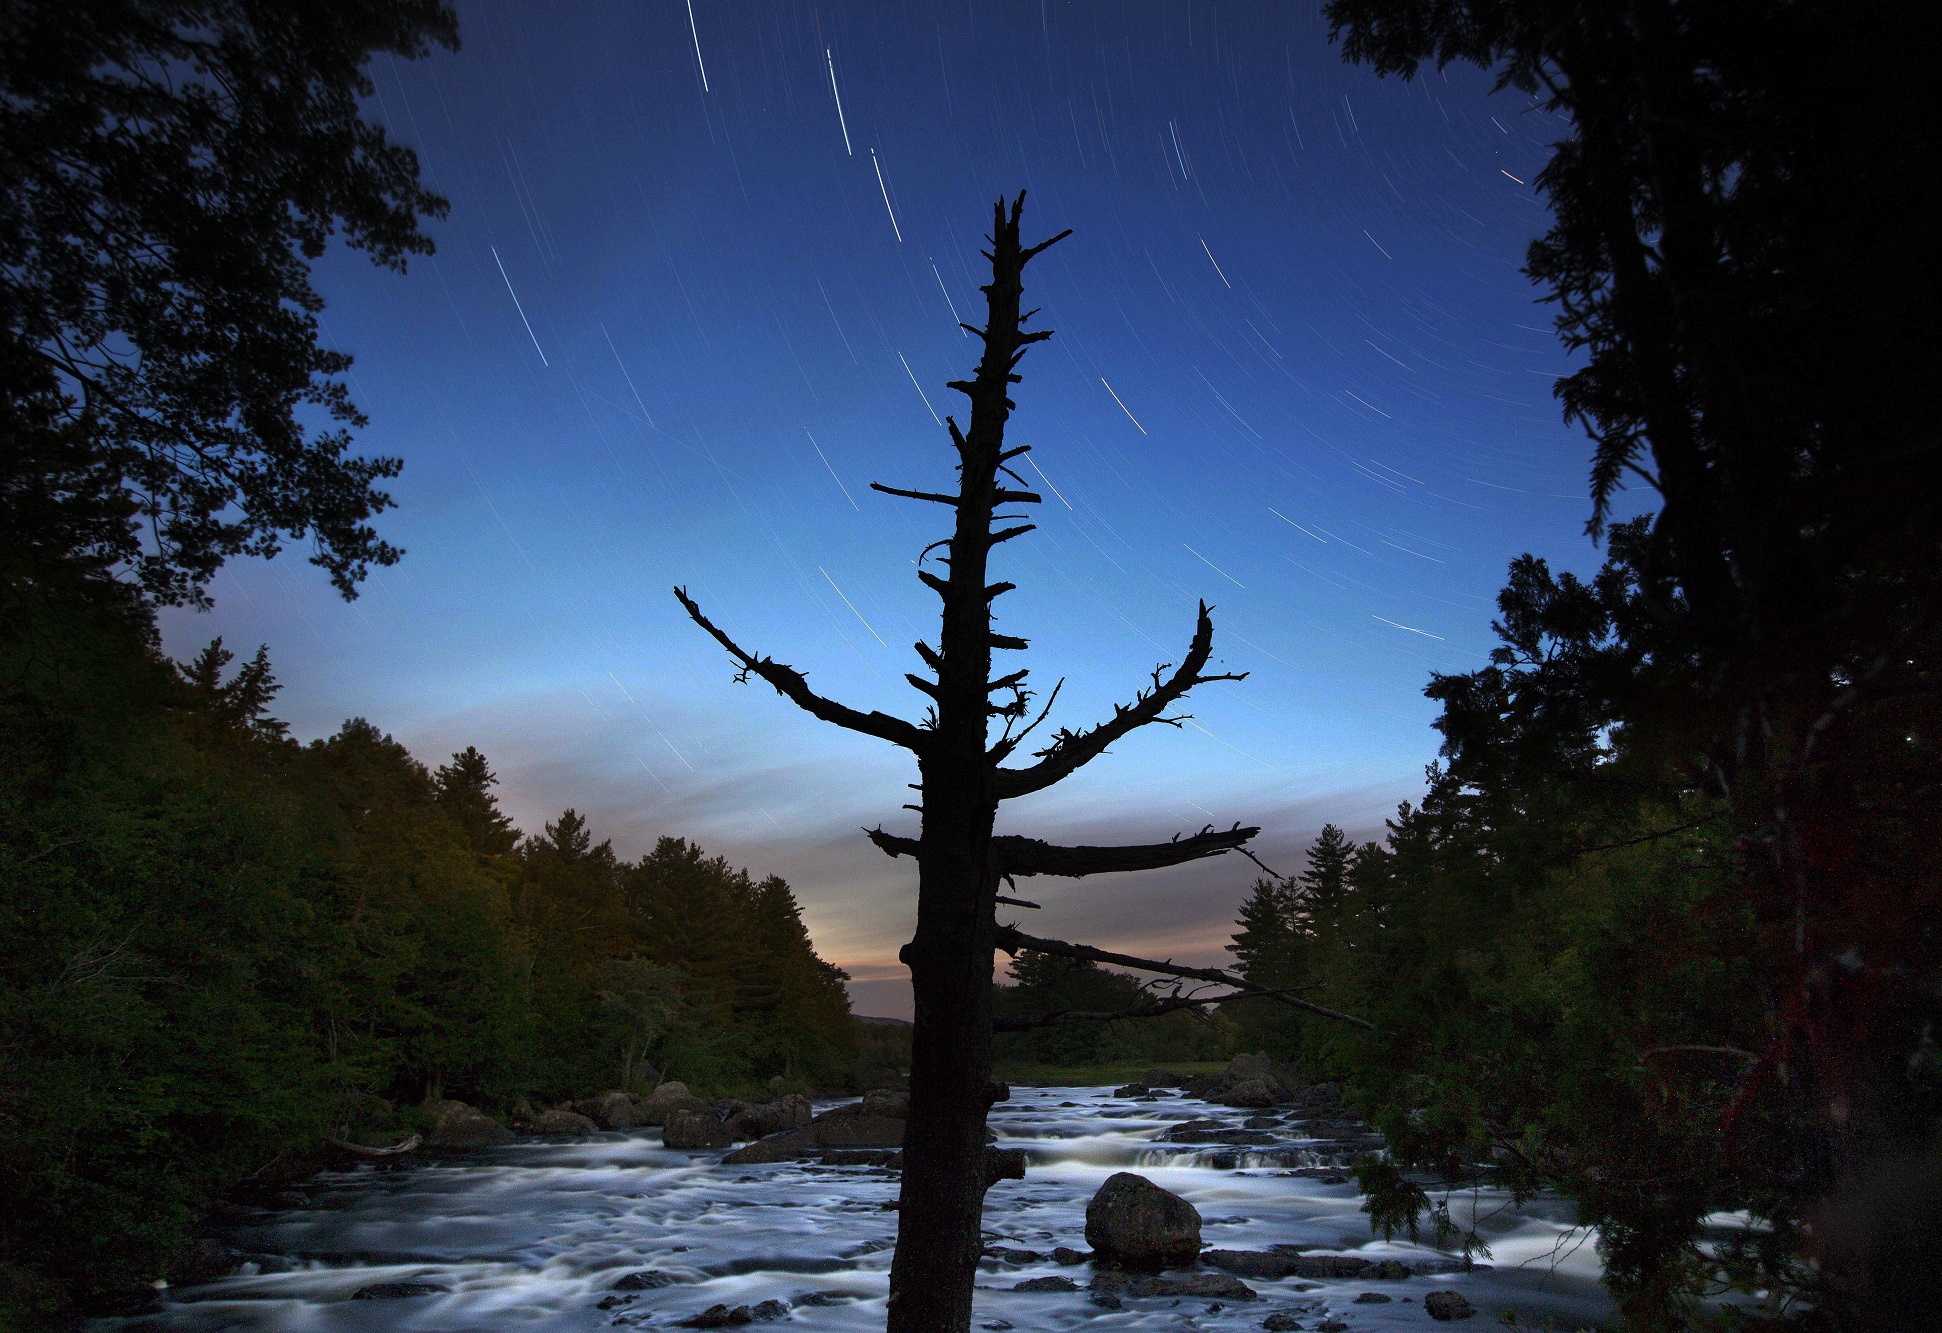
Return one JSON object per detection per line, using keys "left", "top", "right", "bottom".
{"left": 106, "top": 1085, "right": 1616, "bottom": 1331}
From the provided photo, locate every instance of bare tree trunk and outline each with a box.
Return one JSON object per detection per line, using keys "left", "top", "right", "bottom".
{"left": 677, "top": 192, "right": 1360, "bottom": 1333}
{"left": 884, "top": 189, "right": 1036, "bottom": 1332}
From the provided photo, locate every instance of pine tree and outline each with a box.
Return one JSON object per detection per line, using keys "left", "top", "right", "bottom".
{"left": 1228, "top": 877, "right": 1297, "bottom": 975}
{"left": 1297, "top": 823, "right": 1352, "bottom": 917}
{"left": 434, "top": 746, "right": 517, "bottom": 858}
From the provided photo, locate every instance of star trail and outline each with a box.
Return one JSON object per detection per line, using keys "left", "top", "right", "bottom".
{"left": 160, "top": 1, "right": 1644, "bottom": 1016}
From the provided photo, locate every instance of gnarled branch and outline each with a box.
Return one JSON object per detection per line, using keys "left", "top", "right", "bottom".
{"left": 994, "top": 601, "right": 1246, "bottom": 798}
{"left": 994, "top": 824, "right": 1258, "bottom": 878}
{"left": 675, "top": 587, "right": 929, "bottom": 753}
{"left": 994, "top": 924, "right": 1372, "bottom": 1030}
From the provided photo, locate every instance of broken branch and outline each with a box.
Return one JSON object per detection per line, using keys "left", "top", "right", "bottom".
{"left": 674, "top": 587, "right": 929, "bottom": 754}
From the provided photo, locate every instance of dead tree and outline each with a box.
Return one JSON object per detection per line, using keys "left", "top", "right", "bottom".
{"left": 677, "top": 192, "right": 1359, "bottom": 1332}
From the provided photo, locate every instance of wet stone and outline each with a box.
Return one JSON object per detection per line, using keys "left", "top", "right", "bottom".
{"left": 1013, "top": 1275, "right": 1081, "bottom": 1291}
{"left": 1426, "top": 1291, "right": 1477, "bottom": 1321}
{"left": 611, "top": 1270, "right": 677, "bottom": 1290}
{"left": 351, "top": 1282, "right": 447, "bottom": 1300}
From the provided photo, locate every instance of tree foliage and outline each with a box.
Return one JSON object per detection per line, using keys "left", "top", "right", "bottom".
{"left": 1310, "top": 4, "right": 1942, "bottom": 1327}
{"left": 0, "top": 612, "right": 855, "bottom": 1319}
{"left": 0, "top": 0, "right": 460, "bottom": 605}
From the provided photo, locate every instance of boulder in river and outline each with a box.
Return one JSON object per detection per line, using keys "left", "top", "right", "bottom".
{"left": 1112, "top": 1083, "right": 1149, "bottom": 1098}
{"left": 1084, "top": 1171, "right": 1201, "bottom": 1267}
{"left": 425, "top": 1101, "right": 512, "bottom": 1149}
{"left": 1199, "top": 1250, "right": 1306, "bottom": 1279}
{"left": 1090, "top": 1271, "right": 1256, "bottom": 1299}
{"left": 680, "top": 1299, "right": 788, "bottom": 1327}
{"left": 1013, "top": 1275, "right": 1080, "bottom": 1291}
{"left": 858, "top": 1087, "right": 909, "bottom": 1118}
{"left": 640, "top": 1081, "right": 714, "bottom": 1125}
{"left": 1219, "top": 1078, "right": 1285, "bottom": 1109}
{"left": 1425, "top": 1291, "right": 1476, "bottom": 1321}
{"left": 352, "top": 1282, "right": 448, "bottom": 1299}
{"left": 612, "top": 1270, "right": 677, "bottom": 1290}
{"left": 530, "top": 1108, "right": 599, "bottom": 1135}
{"left": 721, "top": 1128, "right": 816, "bottom": 1164}
{"left": 663, "top": 1108, "right": 735, "bottom": 1149}
{"left": 814, "top": 1114, "right": 905, "bottom": 1148}
{"left": 722, "top": 1094, "right": 812, "bottom": 1139}
{"left": 578, "top": 1090, "right": 641, "bottom": 1129}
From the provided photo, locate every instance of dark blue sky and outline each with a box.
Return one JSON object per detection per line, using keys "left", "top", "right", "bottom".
{"left": 159, "top": 1, "right": 1638, "bottom": 1015}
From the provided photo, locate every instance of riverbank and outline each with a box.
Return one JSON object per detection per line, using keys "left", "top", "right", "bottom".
{"left": 98, "top": 1077, "right": 1616, "bottom": 1331}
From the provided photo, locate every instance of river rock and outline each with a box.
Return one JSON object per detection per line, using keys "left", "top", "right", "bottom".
{"left": 583, "top": 1090, "right": 643, "bottom": 1129}
{"left": 530, "top": 1108, "right": 599, "bottom": 1135}
{"left": 722, "top": 1128, "right": 816, "bottom": 1164}
{"left": 680, "top": 1299, "right": 789, "bottom": 1327}
{"left": 1425, "top": 1291, "right": 1476, "bottom": 1321}
{"left": 1219, "top": 1078, "right": 1286, "bottom": 1109}
{"left": 1200, "top": 1250, "right": 1306, "bottom": 1279}
{"left": 1052, "top": 1246, "right": 1091, "bottom": 1264}
{"left": 1013, "top": 1276, "right": 1080, "bottom": 1292}
{"left": 1113, "top": 1083, "right": 1149, "bottom": 1098}
{"left": 426, "top": 1101, "right": 512, "bottom": 1149}
{"left": 1090, "top": 1271, "right": 1256, "bottom": 1299}
{"left": 640, "top": 1082, "right": 713, "bottom": 1125}
{"left": 858, "top": 1088, "right": 909, "bottom": 1118}
{"left": 1262, "top": 1314, "right": 1303, "bottom": 1331}
{"left": 663, "top": 1108, "right": 734, "bottom": 1149}
{"left": 721, "top": 1094, "right": 812, "bottom": 1139}
{"left": 1084, "top": 1172, "right": 1202, "bottom": 1266}
{"left": 1164, "top": 1120, "right": 1277, "bottom": 1145}
{"left": 612, "top": 1270, "right": 678, "bottom": 1290}
{"left": 352, "top": 1282, "right": 448, "bottom": 1299}
{"left": 814, "top": 1114, "right": 905, "bottom": 1148}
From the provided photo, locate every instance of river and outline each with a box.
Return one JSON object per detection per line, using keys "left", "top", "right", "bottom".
{"left": 106, "top": 1085, "right": 1616, "bottom": 1331}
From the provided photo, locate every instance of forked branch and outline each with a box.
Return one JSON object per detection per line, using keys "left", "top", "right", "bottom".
{"left": 675, "top": 587, "right": 929, "bottom": 753}
{"left": 994, "top": 601, "right": 1245, "bottom": 798}
{"left": 994, "top": 924, "right": 1373, "bottom": 1030}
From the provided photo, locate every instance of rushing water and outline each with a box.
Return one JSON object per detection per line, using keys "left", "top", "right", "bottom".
{"left": 110, "top": 1086, "right": 1616, "bottom": 1332}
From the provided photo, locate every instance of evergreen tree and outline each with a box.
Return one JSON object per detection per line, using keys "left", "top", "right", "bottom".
{"left": 1297, "top": 823, "right": 1352, "bottom": 917}
{"left": 1227, "top": 876, "right": 1298, "bottom": 977}
{"left": 1324, "top": 5, "right": 1942, "bottom": 1323}
{"left": 434, "top": 747, "right": 517, "bottom": 858}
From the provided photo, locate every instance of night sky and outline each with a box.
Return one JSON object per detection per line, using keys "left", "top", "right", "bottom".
{"left": 157, "top": 1, "right": 1641, "bottom": 1017}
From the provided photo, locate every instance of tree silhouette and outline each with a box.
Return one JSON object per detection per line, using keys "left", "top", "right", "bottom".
{"left": 0, "top": 0, "right": 459, "bottom": 607}
{"left": 678, "top": 193, "right": 1363, "bottom": 1331}
{"left": 1326, "top": 2, "right": 1942, "bottom": 1325}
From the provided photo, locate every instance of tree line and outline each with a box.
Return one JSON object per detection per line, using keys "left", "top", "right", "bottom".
{"left": 0, "top": 608, "right": 853, "bottom": 1318}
